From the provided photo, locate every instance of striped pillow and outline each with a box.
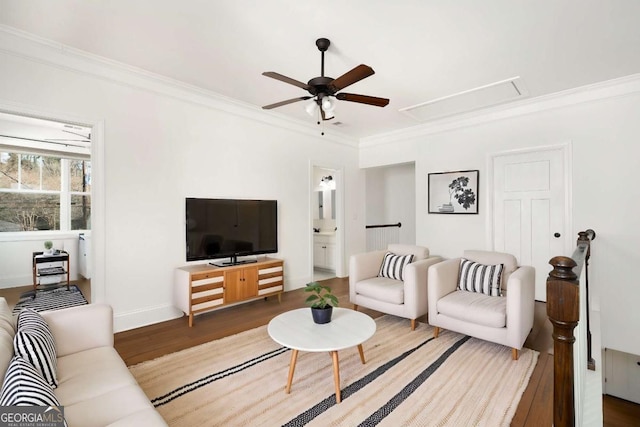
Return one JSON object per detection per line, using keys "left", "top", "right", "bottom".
{"left": 0, "top": 356, "right": 61, "bottom": 407}
{"left": 378, "top": 252, "right": 414, "bottom": 281}
{"left": 457, "top": 258, "right": 504, "bottom": 297}
{"left": 14, "top": 309, "right": 58, "bottom": 388}
{"left": 16, "top": 308, "right": 50, "bottom": 331}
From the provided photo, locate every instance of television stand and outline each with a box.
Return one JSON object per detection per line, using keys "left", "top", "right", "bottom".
{"left": 174, "top": 257, "right": 284, "bottom": 326}
{"left": 210, "top": 255, "right": 258, "bottom": 267}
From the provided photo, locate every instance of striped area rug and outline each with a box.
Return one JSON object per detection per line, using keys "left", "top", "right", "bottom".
{"left": 130, "top": 315, "right": 538, "bottom": 427}
{"left": 12, "top": 285, "right": 88, "bottom": 315}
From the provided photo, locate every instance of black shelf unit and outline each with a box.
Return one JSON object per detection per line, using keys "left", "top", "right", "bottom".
{"left": 32, "top": 251, "right": 70, "bottom": 291}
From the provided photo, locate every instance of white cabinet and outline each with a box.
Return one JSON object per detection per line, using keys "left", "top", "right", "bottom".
{"left": 313, "top": 242, "right": 326, "bottom": 267}
{"left": 78, "top": 233, "right": 91, "bottom": 279}
{"left": 313, "top": 234, "right": 335, "bottom": 270}
{"left": 324, "top": 243, "right": 336, "bottom": 270}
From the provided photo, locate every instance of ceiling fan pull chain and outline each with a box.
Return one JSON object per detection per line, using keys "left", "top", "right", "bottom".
{"left": 317, "top": 107, "right": 325, "bottom": 136}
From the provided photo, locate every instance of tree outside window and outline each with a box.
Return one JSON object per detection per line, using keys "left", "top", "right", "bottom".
{"left": 0, "top": 152, "right": 91, "bottom": 232}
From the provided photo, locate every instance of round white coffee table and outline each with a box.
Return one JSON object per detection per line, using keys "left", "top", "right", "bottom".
{"left": 267, "top": 307, "right": 376, "bottom": 403}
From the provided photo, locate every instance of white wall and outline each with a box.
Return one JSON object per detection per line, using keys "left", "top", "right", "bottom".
{"left": 0, "top": 33, "right": 366, "bottom": 331}
{"left": 365, "top": 163, "right": 416, "bottom": 245}
{"left": 0, "top": 234, "right": 83, "bottom": 287}
{"left": 360, "top": 82, "right": 640, "bottom": 356}
{"left": 2, "top": 29, "right": 639, "bottom": 356}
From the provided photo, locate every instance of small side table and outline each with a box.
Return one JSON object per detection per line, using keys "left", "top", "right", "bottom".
{"left": 32, "top": 251, "right": 70, "bottom": 291}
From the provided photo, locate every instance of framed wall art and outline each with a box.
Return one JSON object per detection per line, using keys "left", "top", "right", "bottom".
{"left": 428, "top": 170, "right": 479, "bottom": 214}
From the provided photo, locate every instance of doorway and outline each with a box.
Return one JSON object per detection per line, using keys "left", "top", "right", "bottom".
{"left": 0, "top": 107, "right": 103, "bottom": 303}
{"left": 364, "top": 162, "right": 416, "bottom": 248}
{"left": 490, "top": 144, "right": 571, "bottom": 301}
{"left": 311, "top": 166, "right": 339, "bottom": 282}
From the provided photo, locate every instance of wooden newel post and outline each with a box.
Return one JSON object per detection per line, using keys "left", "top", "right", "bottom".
{"left": 547, "top": 255, "right": 579, "bottom": 427}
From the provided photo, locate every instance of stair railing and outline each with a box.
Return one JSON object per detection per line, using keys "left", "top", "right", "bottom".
{"left": 546, "top": 229, "right": 595, "bottom": 427}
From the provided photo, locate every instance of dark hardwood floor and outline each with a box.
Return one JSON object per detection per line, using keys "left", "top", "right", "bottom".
{"left": 112, "top": 276, "right": 638, "bottom": 426}
{"left": 603, "top": 395, "right": 640, "bottom": 427}
{"left": 1, "top": 275, "right": 637, "bottom": 424}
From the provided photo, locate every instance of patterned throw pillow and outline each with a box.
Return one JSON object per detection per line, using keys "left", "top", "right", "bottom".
{"left": 16, "top": 308, "right": 50, "bottom": 331}
{"left": 378, "top": 252, "right": 414, "bottom": 281}
{"left": 14, "top": 309, "right": 58, "bottom": 388}
{"left": 0, "top": 356, "right": 61, "bottom": 406}
{"left": 457, "top": 258, "right": 504, "bottom": 297}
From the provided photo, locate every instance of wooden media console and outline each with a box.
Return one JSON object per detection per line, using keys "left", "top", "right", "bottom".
{"left": 174, "top": 257, "right": 284, "bottom": 327}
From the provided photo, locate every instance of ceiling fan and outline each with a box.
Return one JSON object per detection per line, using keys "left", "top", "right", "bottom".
{"left": 262, "top": 38, "right": 389, "bottom": 122}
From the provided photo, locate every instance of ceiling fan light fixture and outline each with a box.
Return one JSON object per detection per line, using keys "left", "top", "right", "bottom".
{"left": 321, "top": 96, "right": 335, "bottom": 112}
{"left": 305, "top": 100, "right": 319, "bottom": 116}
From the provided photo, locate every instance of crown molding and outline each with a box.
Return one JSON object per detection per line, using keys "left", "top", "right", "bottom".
{"left": 361, "top": 73, "right": 640, "bottom": 147}
{"left": 4, "top": 25, "right": 638, "bottom": 151}
{"left": 0, "top": 25, "right": 358, "bottom": 148}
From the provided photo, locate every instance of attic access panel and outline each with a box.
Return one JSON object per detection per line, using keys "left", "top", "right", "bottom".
{"left": 400, "top": 77, "right": 528, "bottom": 122}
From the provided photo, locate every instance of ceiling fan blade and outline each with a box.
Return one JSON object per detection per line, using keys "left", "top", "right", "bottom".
{"left": 336, "top": 92, "right": 389, "bottom": 107}
{"left": 262, "top": 96, "right": 312, "bottom": 110}
{"left": 328, "top": 64, "right": 374, "bottom": 92}
{"left": 262, "top": 72, "right": 311, "bottom": 91}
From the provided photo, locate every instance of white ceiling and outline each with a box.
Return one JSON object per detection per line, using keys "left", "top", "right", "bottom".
{"left": 1, "top": 0, "right": 639, "bottom": 139}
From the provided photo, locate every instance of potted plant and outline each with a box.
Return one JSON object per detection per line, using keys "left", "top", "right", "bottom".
{"left": 43, "top": 240, "right": 54, "bottom": 255}
{"left": 304, "top": 282, "right": 339, "bottom": 324}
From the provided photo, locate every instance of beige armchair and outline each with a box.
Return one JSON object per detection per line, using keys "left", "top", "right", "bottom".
{"left": 349, "top": 244, "right": 442, "bottom": 330}
{"left": 427, "top": 250, "right": 535, "bottom": 360}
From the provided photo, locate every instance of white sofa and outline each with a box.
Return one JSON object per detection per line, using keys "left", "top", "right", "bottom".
{"left": 0, "top": 298, "right": 166, "bottom": 426}
{"left": 349, "top": 244, "right": 442, "bottom": 330}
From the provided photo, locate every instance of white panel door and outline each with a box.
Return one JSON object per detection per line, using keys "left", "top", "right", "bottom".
{"left": 493, "top": 147, "right": 567, "bottom": 301}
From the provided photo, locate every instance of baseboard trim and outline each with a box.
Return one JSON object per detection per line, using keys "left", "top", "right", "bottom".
{"left": 0, "top": 276, "right": 33, "bottom": 290}
{"left": 114, "top": 303, "right": 183, "bottom": 333}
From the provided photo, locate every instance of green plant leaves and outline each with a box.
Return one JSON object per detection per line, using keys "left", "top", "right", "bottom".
{"left": 325, "top": 294, "right": 339, "bottom": 306}
{"left": 303, "top": 282, "right": 339, "bottom": 308}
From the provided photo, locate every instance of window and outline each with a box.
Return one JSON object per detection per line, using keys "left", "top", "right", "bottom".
{"left": 0, "top": 151, "right": 91, "bottom": 232}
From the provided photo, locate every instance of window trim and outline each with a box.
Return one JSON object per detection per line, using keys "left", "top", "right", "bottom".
{"left": 0, "top": 230, "right": 85, "bottom": 243}
{"left": 0, "top": 151, "right": 91, "bottom": 233}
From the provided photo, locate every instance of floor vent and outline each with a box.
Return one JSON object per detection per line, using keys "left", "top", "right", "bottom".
{"left": 399, "top": 77, "right": 528, "bottom": 122}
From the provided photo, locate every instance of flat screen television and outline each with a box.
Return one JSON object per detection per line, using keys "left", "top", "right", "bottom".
{"left": 186, "top": 198, "right": 278, "bottom": 266}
